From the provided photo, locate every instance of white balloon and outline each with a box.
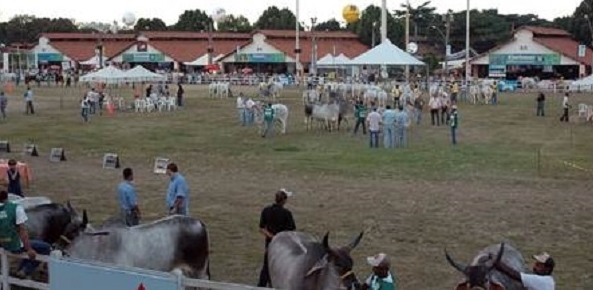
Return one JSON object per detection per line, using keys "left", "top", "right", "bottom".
{"left": 122, "top": 12, "right": 136, "bottom": 26}
{"left": 211, "top": 8, "right": 227, "bottom": 22}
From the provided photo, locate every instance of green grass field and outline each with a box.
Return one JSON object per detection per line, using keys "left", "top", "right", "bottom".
{"left": 1, "top": 84, "right": 592, "bottom": 289}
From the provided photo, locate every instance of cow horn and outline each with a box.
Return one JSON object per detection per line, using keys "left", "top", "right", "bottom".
{"left": 82, "top": 210, "right": 88, "bottom": 227}
{"left": 322, "top": 232, "right": 330, "bottom": 252}
{"left": 489, "top": 243, "right": 505, "bottom": 270}
{"left": 346, "top": 231, "right": 364, "bottom": 252}
{"left": 444, "top": 248, "right": 467, "bottom": 274}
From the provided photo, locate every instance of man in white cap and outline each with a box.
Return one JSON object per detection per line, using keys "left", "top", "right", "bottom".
{"left": 257, "top": 189, "right": 296, "bottom": 287}
{"left": 360, "top": 253, "right": 396, "bottom": 290}
{"left": 494, "top": 252, "right": 555, "bottom": 290}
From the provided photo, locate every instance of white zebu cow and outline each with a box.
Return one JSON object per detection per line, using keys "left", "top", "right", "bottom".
{"left": 302, "top": 90, "right": 320, "bottom": 105}
{"left": 481, "top": 82, "right": 494, "bottom": 105}
{"left": 304, "top": 103, "right": 340, "bottom": 132}
{"left": 253, "top": 103, "right": 289, "bottom": 134}
{"left": 8, "top": 193, "right": 52, "bottom": 209}
{"left": 469, "top": 84, "right": 481, "bottom": 105}
{"left": 259, "top": 82, "right": 283, "bottom": 101}
{"left": 209, "top": 82, "right": 230, "bottom": 98}
{"left": 520, "top": 77, "right": 537, "bottom": 92}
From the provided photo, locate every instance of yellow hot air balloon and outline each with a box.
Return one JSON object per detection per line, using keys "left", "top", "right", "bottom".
{"left": 342, "top": 5, "right": 360, "bottom": 24}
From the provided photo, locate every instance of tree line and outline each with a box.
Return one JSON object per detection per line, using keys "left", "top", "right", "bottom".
{"left": 1, "top": 1, "right": 593, "bottom": 58}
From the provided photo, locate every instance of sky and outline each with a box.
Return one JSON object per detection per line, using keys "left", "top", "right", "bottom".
{"left": 0, "top": 0, "right": 583, "bottom": 26}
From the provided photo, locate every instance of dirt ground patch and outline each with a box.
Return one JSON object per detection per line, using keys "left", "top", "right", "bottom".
{"left": 2, "top": 84, "right": 593, "bottom": 289}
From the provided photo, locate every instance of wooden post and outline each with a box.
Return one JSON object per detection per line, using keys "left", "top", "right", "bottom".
{"left": 1, "top": 249, "right": 10, "bottom": 290}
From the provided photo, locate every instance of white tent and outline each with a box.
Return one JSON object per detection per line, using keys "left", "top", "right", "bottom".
{"left": 351, "top": 39, "right": 425, "bottom": 66}
{"left": 184, "top": 54, "right": 225, "bottom": 66}
{"left": 123, "top": 65, "right": 167, "bottom": 82}
{"left": 79, "top": 66, "right": 126, "bottom": 84}
{"left": 317, "top": 53, "right": 352, "bottom": 67}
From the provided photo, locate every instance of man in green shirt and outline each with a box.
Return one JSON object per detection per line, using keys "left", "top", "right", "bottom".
{"left": 450, "top": 105, "right": 459, "bottom": 145}
{"left": 0, "top": 189, "right": 51, "bottom": 279}
{"left": 361, "top": 253, "right": 396, "bottom": 290}
{"left": 353, "top": 100, "right": 367, "bottom": 135}
{"left": 262, "top": 103, "right": 275, "bottom": 138}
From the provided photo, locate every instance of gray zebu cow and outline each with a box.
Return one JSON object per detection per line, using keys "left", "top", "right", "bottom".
{"left": 445, "top": 243, "right": 528, "bottom": 290}
{"left": 8, "top": 193, "right": 52, "bottom": 209}
{"left": 61, "top": 215, "right": 210, "bottom": 280}
{"left": 25, "top": 202, "right": 89, "bottom": 246}
{"left": 268, "top": 231, "right": 363, "bottom": 290}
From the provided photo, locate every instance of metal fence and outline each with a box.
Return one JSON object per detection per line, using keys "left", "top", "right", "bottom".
{"left": 0, "top": 249, "right": 272, "bottom": 290}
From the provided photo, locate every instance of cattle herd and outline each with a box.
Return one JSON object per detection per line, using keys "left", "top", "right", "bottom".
{"left": 9, "top": 147, "right": 534, "bottom": 290}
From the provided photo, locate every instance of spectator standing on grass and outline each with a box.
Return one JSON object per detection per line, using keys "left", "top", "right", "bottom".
{"left": 367, "top": 107, "right": 382, "bottom": 148}
{"left": 166, "top": 163, "right": 189, "bottom": 216}
{"left": 413, "top": 95, "right": 424, "bottom": 125}
{"left": 395, "top": 106, "right": 410, "bottom": 148}
{"left": 117, "top": 168, "right": 140, "bottom": 226}
{"left": 450, "top": 105, "right": 459, "bottom": 145}
{"left": 24, "top": 86, "right": 34, "bottom": 115}
{"left": 6, "top": 159, "right": 24, "bottom": 197}
{"left": 429, "top": 94, "right": 440, "bottom": 126}
{"left": 262, "top": 103, "right": 275, "bottom": 138}
{"left": 237, "top": 93, "right": 246, "bottom": 126}
{"left": 536, "top": 92, "right": 546, "bottom": 117}
{"left": 0, "top": 189, "right": 51, "bottom": 280}
{"left": 0, "top": 91, "right": 7, "bottom": 119}
{"left": 80, "top": 95, "right": 90, "bottom": 123}
{"left": 257, "top": 189, "right": 296, "bottom": 287}
{"left": 440, "top": 92, "right": 450, "bottom": 125}
{"left": 177, "top": 83, "right": 184, "bottom": 107}
{"left": 246, "top": 97, "right": 255, "bottom": 126}
{"left": 559, "top": 92, "right": 570, "bottom": 122}
{"left": 382, "top": 105, "right": 397, "bottom": 148}
{"left": 353, "top": 100, "right": 367, "bottom": 135}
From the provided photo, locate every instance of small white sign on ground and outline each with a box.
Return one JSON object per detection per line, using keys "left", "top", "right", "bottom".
{"left": 23, "top": 143, "right": 39, "bottom": 157}
{"left": 102, "top": 153, "right": 120, "bottom": 169}
{"left": 49, "top": 148, "right": 66, "bottom": 162}
{"left": 153, "top": 157, "right": 170, "bottom": 174}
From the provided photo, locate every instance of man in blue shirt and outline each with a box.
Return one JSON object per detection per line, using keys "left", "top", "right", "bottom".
{"left": 394, "top": 106, "right": 410, "bottom": 148}
{"left": 166, "top": 163, "right": 189, "bottom": 215}
{"left": 117, "top": 168, "right": 140, "bottom": 226}
{"left": 382, "top": 106, "right": 397, "bottom": 148}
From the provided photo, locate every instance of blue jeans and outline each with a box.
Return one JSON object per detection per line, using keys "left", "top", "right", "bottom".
{"left": 396, "top": 127, "right": 407, "bottom": 147}
{"left": 12, "top": 240, "right": 52, "bottom": 275}
{"left": 492, "top": 93, "right": 498, "bottom": 105}
{"left": 238, "top": 108, "right": 246, "bottom": 125}
{"left": 81, "top": 107, "right": 89, "bottom": 122}
{"left": 451, "top": 126, "right": 457, "bottom": 145}
{"left": 247, "top": 110, "right": 254, "bottom": 125}
{"left": 415, "top": 108, "right": 422, "bottom": 125}
{"left": 369, "top": 131, "right": 379, "bottom": 148}
{"left": 89, "top": 101, "right": 96, "bottom": 114}
{"left": 383, "top": 126, "right": 395, "bottom": 148}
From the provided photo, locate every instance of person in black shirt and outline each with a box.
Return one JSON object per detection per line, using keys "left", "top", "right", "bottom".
{"left": 257, "top": 189, "right": 296, "bottom": 287}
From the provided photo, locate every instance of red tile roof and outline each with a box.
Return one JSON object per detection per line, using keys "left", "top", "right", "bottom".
{"left": 150, "top": 40, "right": 250, "bottom": 62}
{"left": 258, "top": 30, "right": 360, "bottom": 40}
{"left": 265, "top": 38, "right": 369, "bottom": 63}
{"left": 41, "top": 33, "right": 136, "bottom": 40}
{"left": 142, "top": 31, "right": 251, "bottom": 40}
{"left": 533, "top": 37, "right": 593, "bottom": 65}
{"left": 50, "top": 40, "right": 134, "bottom": 61}
{"left": 520, "top": 26, "right": 571, "bottom": 37}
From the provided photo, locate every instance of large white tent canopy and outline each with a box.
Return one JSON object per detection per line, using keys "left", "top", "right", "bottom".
{"left": 351, "top": 39, "right": 425, "bottom": 66}
{"left": 184, "top": 54, "right": 225, "bottom": 66}
{"left": 317, "top": 53, "right": 352, "bottom": 67}
{"left": 123, "top": 65, "right": 167, "bottom": 82}
{"left": 79, "top": 66, "right": 126, "bottom": 84}
{"left": 80, "top": 55, "right": 107, "bottom": 67}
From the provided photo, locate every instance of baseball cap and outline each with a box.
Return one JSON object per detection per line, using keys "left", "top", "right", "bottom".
{"left": 533, "top": 252, "right": 555, "bottom": 268}
{"left": 278, "top": 188, "right": 293, "bottom": 197}
{"left": 367, "top": 253, "right": 390, "bottom": 267}
{"left": 451, "top": 105, "right": 458, "bottom": 110}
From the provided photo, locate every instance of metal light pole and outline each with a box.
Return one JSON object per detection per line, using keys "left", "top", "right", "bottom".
{"left": 207, "top": 21, "right": 214, "bottom": 65}
{"left": 311, "top": 17, "right": 317, "bottom": 77}
{"left": 371, "top": 21, "right": 378, "bottom": 47}
{"left": 444, "top": 11, "right": 453, "bottom": 77}
{"left": 405, "top": 1, "right": 410, "bottom": 82}
{"left": 380, "top": 0, "right": 387, "bottom": 43}
{"left": 464, "top": 0, "right": 471, "bottom": 84}
{"left": 295, "top": 0, "right": 301, "bottom": 79}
